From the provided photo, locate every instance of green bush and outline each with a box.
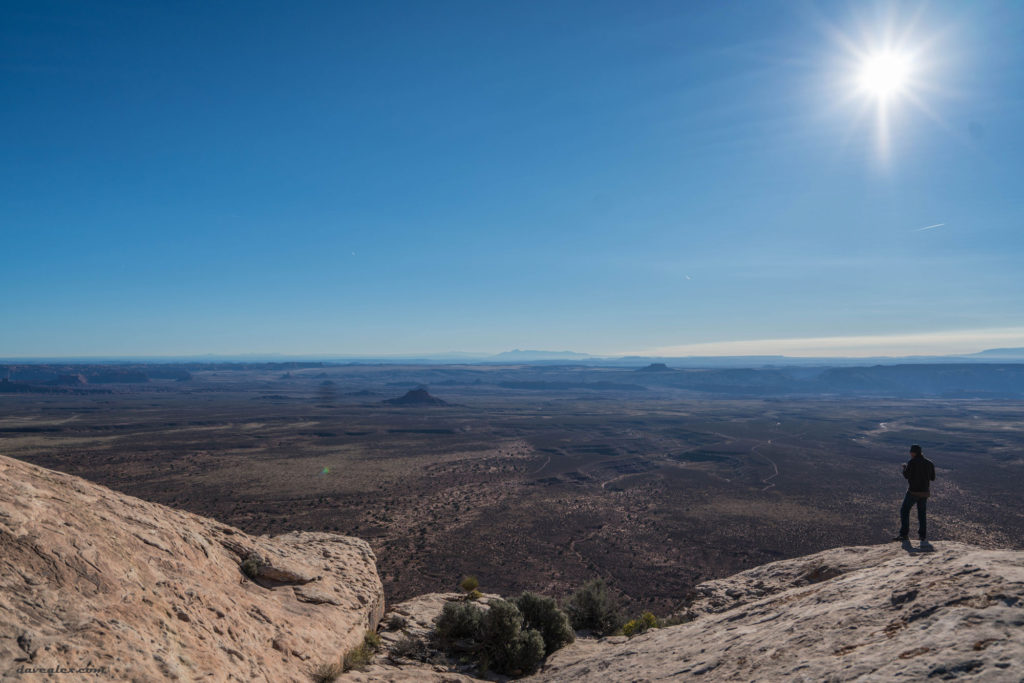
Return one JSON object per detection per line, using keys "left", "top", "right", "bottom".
{"left": 460, "top": 575, "right": 480, "bottom": 593}
{"left": 479, "top": 599, "right": 546, "bottom": 676}
{"left": 433, "top": 596, "right": 562, "bottom": 677}
{"left": 342, "top": 644, "right": 372, "bottom": 672}
{"left": 622, "top": 611, "right": 659, "bottom": 637}
{"left": 240, "top": 553, "right": 263, "bottom": 580}
{"left": 390, "top": 634, "right": 428, "bottom": 662}
{"left": 363, "top": 631, "right": 382, "bottom": 651}
{"left": 386, "top": 613, "right": 408, "bottom": 631}
{"left": 565, "top": 579, "right": 623, "bottom": 636}
{"left": 514, "top": 592, "right": 575, "bottom": 654}
{"left": 435, "top": 600, "right": 483, "bottom": 647}
{"left": 339, "top": 630, "right": 380, "bottom": 672}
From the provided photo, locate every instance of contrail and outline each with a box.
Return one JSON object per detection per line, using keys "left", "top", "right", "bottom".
{"left": 916, "top": 223, "right": 945, "bottom": 231}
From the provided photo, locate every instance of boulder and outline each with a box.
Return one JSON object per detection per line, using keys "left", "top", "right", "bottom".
{"left": 0, "top": 455, "right": 384, "bottom": 682}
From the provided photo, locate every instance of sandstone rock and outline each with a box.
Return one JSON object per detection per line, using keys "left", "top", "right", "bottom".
{"left": 532, "top": 542, "right": 1024, "bottom": 681}
{"left": 0, "top": 455, "right": 384, "bottom": 682}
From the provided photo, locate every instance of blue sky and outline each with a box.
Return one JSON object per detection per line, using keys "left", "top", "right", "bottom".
{"left": 3, "top": 1, "right": 1023, "bottom": 357}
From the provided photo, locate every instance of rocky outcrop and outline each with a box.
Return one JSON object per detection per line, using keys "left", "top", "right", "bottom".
{"left": 2, "top": 453, "right": 1022, "bottom": 682}
{"left": 383, "top": 389, "right": 447, "bottom": 406}
{"left": 533, "top": 542, "right": 1023, "bottom": 681}
{"left": 0, "top": 455, "right": 384, "bottom": 682}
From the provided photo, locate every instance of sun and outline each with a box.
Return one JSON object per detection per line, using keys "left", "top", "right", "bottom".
{"left": 857, "top": 51, "right": 912, "bottom": 100}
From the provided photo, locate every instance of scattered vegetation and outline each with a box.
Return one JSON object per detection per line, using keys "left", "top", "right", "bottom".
{"left": 622, "top": 611, "right": 659, "bottom": 637}
{"left": 433, "top": 592, "right": 574, "bottom": 677}
{"left": 363, "top": 630, "right": 382, "bottom": 650}
{"left": 386, "top": 613, "right": 409, "bottom": 631}
{"left": 565, "top": 578, "right": 623, "bottom": 636}
{"left": 308, "top": 661, "right": 344, "bottom": 683}
{"left": 390, "top": 634, "right": 429, "bottom": 662}
{"left": 340, "top": 630, "right": 381, "bottom": 672}
{"left": 460, "top": 575, "right": 482, "bottom": 600}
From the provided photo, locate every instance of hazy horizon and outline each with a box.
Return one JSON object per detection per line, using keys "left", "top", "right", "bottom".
{"left": 4, "top": 330, "right": 1024, "bottom": 363}
{"left": 3, "top": 2, "right": 1022, "bottom": 358}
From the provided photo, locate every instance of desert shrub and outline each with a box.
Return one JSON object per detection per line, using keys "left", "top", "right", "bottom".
{"left": 466, "top": 589, "right": 483, "bottom": 601}
{"left": 339, "top": 630, "right": 379, "bottom": 672}
{"left": 460, "top": 575, "right": 480, "bottom": 593}
{"left": 390, "top": 634, "right": 428, "bottom": 662}
{"left": 434, "top": 600, "right": 483, "bottom": 647}
{"left": 565, "top": 579, "right": 623, "bottom": 636}
{"left": 622, "top": 611, "right": 659, "bottom": 637}
{"left": 342, "top": 644, "right": 373, "bottom": 672}
{"left": 308, "top": 661, "right": 344, "bottom": 683}
{"left": 240, "top": 553, "right": 263, "bottom": 580}
{"left": 363, "top": 630, "right": 382, "bottom": 651}
{"left": 433, "top": 598, "right": 550, "bottom": 676}
{"left": 479, "top": 599, "right": 546, "bottom": 676}
{"left": 514, "top": 592, "right": 575, "bottom": 654}
{"left": 386, "top": 613, "right": 409, "bottom": 631}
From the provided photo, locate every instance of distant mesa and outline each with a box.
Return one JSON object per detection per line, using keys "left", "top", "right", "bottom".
{"left": 969, "top": 346, "right": 1024, "bottom": 359}
{"left": 383, "top": 388, "right": 447, "bottom": 406}
{"left": 637, "top": 362, "right": 673, "bottom": 372}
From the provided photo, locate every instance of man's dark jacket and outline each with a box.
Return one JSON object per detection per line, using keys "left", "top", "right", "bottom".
{"left": 903, "top": 455, "right": 936, "bottom": 496}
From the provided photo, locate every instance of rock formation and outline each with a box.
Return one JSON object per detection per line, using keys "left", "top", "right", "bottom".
{"left": 0, "top": 455, "right": 384, "bottom": 682}
{"left": 2, "top": 454, "right": 1022, "bottom": 682}
{"left": 532, "top": 542, "right": 1023, "bottom": 681}
{"left": 382, "top": 389, "right": 447, "bottom": 406}
{"left": 636, "top": 363, "right": 673, "bottom": 372}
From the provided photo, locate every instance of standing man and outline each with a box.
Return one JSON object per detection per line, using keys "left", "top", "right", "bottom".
{"left": 896, "top": 444, "right": 936, "bottom": 541}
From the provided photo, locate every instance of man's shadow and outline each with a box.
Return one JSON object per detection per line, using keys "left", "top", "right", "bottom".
{"left": 901, "top": 539, "right": 935, "bottom": 554}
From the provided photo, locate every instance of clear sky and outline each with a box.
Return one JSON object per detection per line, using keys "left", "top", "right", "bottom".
{"left": 3, "top": 1, "right": 1023, "bottom": 358}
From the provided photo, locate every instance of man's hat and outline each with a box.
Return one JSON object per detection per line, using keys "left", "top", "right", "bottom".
{"left": 910, "top": 444, "right": 922, "bottom": 455}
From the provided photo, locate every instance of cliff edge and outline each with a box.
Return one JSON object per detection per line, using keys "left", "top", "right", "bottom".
{"left": 2, "top": 453, "right": 1022, "bottom": 682}
{"left": 0, "top": 455, "right": 384, "bottom": 682}
{"left": 532, "top": 542, "right": 1023, "bottom": 681}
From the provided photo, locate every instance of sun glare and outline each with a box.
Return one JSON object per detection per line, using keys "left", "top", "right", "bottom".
{"left": 858, "top": 52, "right": 912, "bottom": 99}
{"left": 824, "top": 6, "right": 948, "bottom": 164}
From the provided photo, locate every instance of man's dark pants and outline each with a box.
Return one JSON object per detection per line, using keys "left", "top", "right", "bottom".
{"left": 899, "top": 492, "right": 927, "bottom": 539}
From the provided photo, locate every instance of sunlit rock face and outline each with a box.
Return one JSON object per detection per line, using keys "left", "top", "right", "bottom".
{"left": 531, "top": 542, "right": 1024, "bottom": 681}
{"left": 0, "top": 455, "right": 384, "bottom": 682}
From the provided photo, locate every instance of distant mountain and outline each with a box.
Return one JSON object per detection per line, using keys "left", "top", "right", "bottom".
{"left": 969, "top": 347, "right": 1024, "bottom": 359}
{"left": 383, "top": 388, "right": 448, "bottom": 406}
{"left": 489, "top": 349, "right": 591, "bottom": 361}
